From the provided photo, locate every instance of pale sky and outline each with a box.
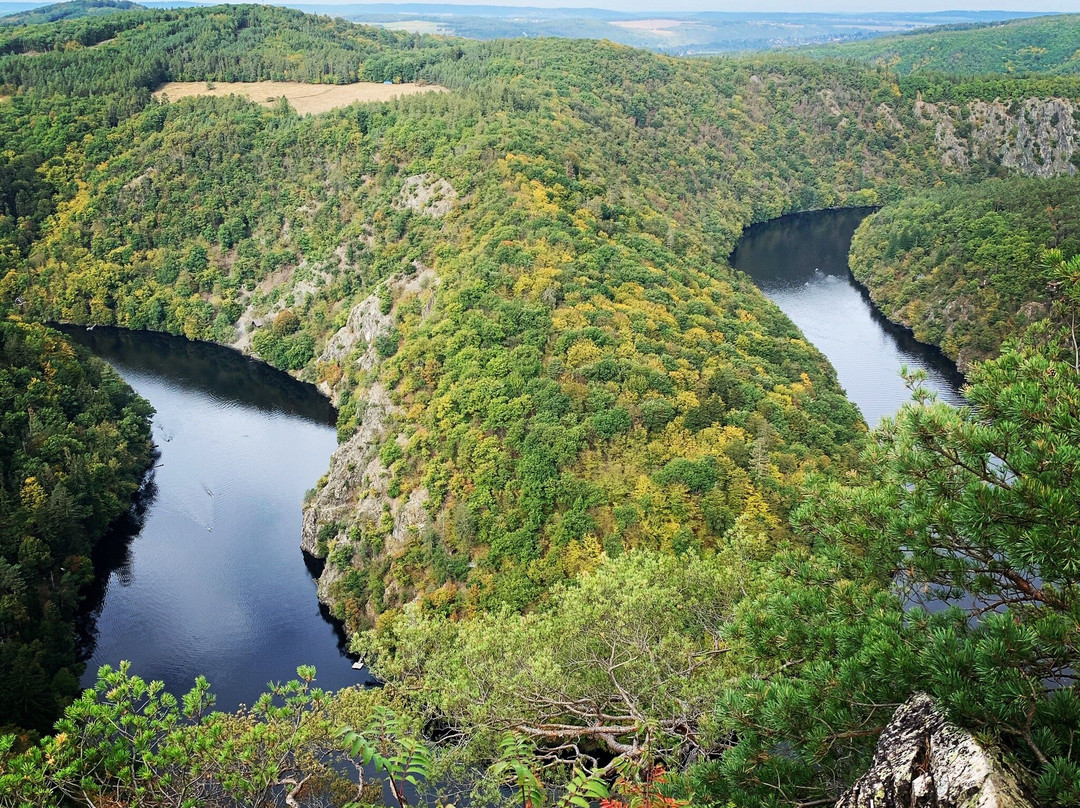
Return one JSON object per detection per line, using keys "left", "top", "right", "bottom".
{"left": 308, "top": 1, "right": 1078, "bottom": 11}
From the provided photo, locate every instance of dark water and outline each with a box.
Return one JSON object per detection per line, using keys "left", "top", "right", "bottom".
{"left": 732, "top": 208, "right": 966, "bottom": 427}
{"left": 62, "top": 326, "right": 369, "bottom": 708}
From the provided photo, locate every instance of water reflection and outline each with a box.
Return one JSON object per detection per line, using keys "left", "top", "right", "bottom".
{"left": 731, "top": 208, "right": 966, "bottom": 426}
{"left": 64, "top": 326, "right": 368, "bottom": 708}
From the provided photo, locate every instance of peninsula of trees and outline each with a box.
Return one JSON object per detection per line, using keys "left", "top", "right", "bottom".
{"left": 0, "top": 5, "right": 1077, "bottom": 806}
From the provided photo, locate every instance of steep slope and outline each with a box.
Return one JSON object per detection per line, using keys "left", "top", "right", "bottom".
{"left": 2, "top": 7, "right": 1080, "bottom": 805}
{"left": 3, "top": 7, "right": 1080, "bottom": 632}
{"left": 0, "top": 318, "right": 153, "bottom": 732}
{"left": 849, "top": 176, "right": 1080, "bottom": 369}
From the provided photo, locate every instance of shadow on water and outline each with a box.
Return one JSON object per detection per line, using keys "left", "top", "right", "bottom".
{"left": 74, "top": 469, "right": 158, "bottom": 665}
{"left": 731, "top": 207, "right": 881, "bottom": 287}
{"left": 731, "top": 207, "right": 967, "bottom": 425}
{"left": 850, "top": 276, "right": 968, "bottom": 395}
{"left": 57, "top": 325, "right": 336, "bottom": 425}
{"left": 734, "top": 209, "right": 986, "bottom": 621}
{"left": 60, "top": 325, "right": 368, "bottom": 707}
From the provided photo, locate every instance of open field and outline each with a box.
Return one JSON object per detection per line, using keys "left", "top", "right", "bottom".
{"left": 609, "top": 19, "right": 698, "bottom": 37}
{"left": 153, "top": 81, "right": 444, "bottom": 115}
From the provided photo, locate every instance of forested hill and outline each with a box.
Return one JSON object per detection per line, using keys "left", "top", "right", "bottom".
{"left": 1, "top": 7, "right": 1080, "bottom": 803}
{"left": 0, "top": 0, "right": 143, "bottom": 26}
{"left": 800, "top": 14, "right": 1080, "bottom": 76}
{"left": 0, "top": 4, "right": 442, "bottom": 92}
{"left": 2, "top": 4, "right": 1080, "bottom": 631}
{"left": 849, "top": 175, "right": 1080, "bottom": 370}
{"left": 0, "top": 319, "right": 153, "bottom": 733}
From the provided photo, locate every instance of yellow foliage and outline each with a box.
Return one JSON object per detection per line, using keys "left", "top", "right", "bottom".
{"left": 566, "top": 339, "right": 602, "bottom": 368}
{"left": 562, "top": 534, "right": 604, "bottom": 577}
{"left": 20, "top": 477, "right": 47, "bottom": 512}
{"left": 674, "top": 390, "right": 699, "bottom": 412}
{"left": 512, "top": 265, "right": 560, "bottom": 299}
{"left": 431, "top": 395, "right": 453, "bottom": 421}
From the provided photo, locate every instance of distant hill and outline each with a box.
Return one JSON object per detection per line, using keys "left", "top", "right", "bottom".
{"left": 800, "top": 14, "right": 1080, "bottom": 75}
{"left": 0, "top": 2, "right": 1049, "bottom": 53}
{"left": 306, "top": 7, "right": 1046, "bottom": 54}
{"left": 0, "top": 0, "right": 143, "bottom": 25}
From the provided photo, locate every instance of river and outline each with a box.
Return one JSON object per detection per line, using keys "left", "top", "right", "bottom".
{"left": 63, "top": 208, "right": 961, "bottom": 707}
{"left": 63, "top": 326, "right": 369, "bottom": 709}
{"left": 731, "top": 208, "right": 966, "bottom": 426}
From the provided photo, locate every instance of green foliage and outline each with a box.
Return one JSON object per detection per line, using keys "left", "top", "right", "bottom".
{"left": 340, "top": 707, "right": 433, "bottom": 808}
{"left": 0, "top": 663, "right": 389, "bottom": 808}
{"left": 802, "top": 14, "right": 1080, "bottom": 77}
{"left": 695, "top": 301, "right": 1080, "bottom": 806}
{"left": 850, "top": 175, "right": 1080, "bottom": 367}
{"left": 4, "top": 3, "right": 1046, "bottom": 629}
{"left": 5, "top": 7, "right": 1080, "bottom": 803}
{"left": 252, "top": 327, "right": 314, "bottom": 370}
{"left": 0, "top": 318, "right": 153, "bottom": 733}
{"left": 489, "top": 735, "right": 548, "bottom": 808}
{"left": 0, "top": 0, "right": 143, "bottom": 28}
{"left": 0, "top": 4, "right": 447, "bottom": 95}
{"left": 361, "top": 551, "right": 738, "bottom": 770}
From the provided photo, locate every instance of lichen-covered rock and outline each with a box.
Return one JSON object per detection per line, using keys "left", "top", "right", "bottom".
{"left": 837, "top": 693, "right": 1035, "bottom": 808}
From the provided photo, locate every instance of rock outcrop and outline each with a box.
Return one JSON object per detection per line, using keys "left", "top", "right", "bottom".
{"left": 300, "top": 263, "right": 439, "bottom": 617}
{"left": 837, "top": 693, "right": 1035, "bottom": 808}
{"left": 913, "top": 97, "right": 1079, "bottom": 178}
{"left": 395, "top": 173, "right": 456, "bottom": 218}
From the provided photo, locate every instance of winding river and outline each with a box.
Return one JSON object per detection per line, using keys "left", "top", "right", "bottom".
{"left": 64, "top": 327, "right": 368, "bottom": 709}
{"left": 63, "top": 208, "right": 962, "bottom": 709}
{"left": 732, "top": 208, "right": 966, "bottom": 426}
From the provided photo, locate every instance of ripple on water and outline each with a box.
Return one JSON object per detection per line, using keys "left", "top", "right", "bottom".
{"left": 62, "top": 326, "right": 370, "bottom": 708}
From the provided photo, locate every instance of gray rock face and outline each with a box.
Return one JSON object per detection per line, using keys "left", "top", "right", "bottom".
{"left": 395, "top": 173, "right": 457, "bottom": 218}
{"left": 912, "top": 97, "right": 1080, "bottom": 178}
{"left": 300, "top": 263, "right": 439, "bottom": 617}
{"left": 837, "top": 693, "right": 1034, "bottom": 808}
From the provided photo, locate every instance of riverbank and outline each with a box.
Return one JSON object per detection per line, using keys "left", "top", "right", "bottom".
{"left": 62, "top": 326, "right": 368, "bottom": 709}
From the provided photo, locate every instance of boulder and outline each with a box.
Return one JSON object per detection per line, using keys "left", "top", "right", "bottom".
{"left": 836, "top": 693, "right": 1035, "bottom": 808}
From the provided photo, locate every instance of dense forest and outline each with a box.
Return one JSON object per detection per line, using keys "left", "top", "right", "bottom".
{"left": 0, "top": 0, "right": 141, "bottom": 26}
{"left": 849, "top": 176, "right": 1080, "bottom": 368}
{"left": 0, "top": 4, "right": 1078, "bottom": 807}
{"left": 0, "top": 318, "right": 153, "bottom": 733}
{"left": 801, "top": 14, "right": 1080, "bottom": 76}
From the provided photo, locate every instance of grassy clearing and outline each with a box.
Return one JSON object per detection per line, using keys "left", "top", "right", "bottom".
{"left": 153, "top": 80, "right": 444, "bottom": 115}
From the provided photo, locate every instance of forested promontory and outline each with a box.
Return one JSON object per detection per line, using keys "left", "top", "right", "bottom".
{"left": 0, "top": 4, "right": 1078, "bottom": 806}
{"left": 850, "top": 175, "right": 1080, "bottom": 368}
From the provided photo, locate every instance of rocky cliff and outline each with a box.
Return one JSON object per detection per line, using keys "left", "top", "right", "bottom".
{"left": 837, "top": 693, "right": 1035, "bottom": 808}
{"left": 300, "top": 264, "right": 439, "bottom": 623}
{"left": 914, "top": 97, "right": 1079, "bottom": 178}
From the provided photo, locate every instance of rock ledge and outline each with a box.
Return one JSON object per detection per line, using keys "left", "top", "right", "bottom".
{"left": 837, "top": 693, "right": 1034, "bottom": 808}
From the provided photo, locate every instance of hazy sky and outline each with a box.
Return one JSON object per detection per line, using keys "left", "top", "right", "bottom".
{"left": 310, "top": 1, "right": 1078, "bottom": 11}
